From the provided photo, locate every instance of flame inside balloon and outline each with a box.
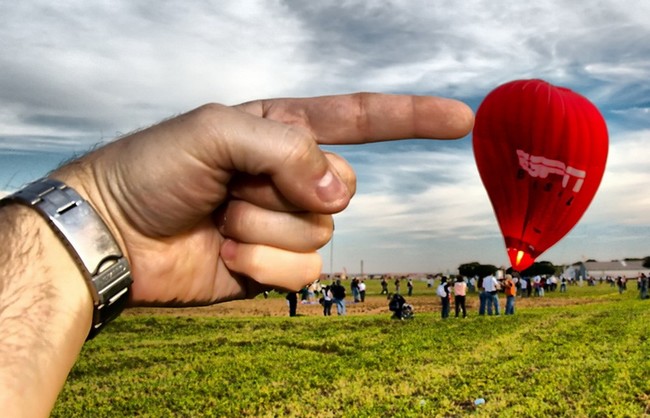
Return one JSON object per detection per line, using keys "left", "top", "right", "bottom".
{"left": 473, "top": 79, "right": 608, "bottom": 272}
{"left": 508, "top": 247, "right": 536, "bottom": 272}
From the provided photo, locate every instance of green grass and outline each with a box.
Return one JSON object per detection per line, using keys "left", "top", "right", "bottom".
{"left": 52, "top": 285, "right": 650, "bottom": 417}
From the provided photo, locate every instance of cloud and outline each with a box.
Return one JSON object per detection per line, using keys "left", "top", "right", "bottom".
{"left": 0, "top": 135, "right": 95, "bottom": 154}
{"left": 2, "top": 0, "right": 648, "bottom": 141}
{"left": 1, "top": 0, "right": 649, "bottom": 272}
{"left": 334, "top": 146, "right": 495, "bottom": 241}
{"left": 0, "top": 1, "right": 315, "bottom": 146}
{"left": 285, "top": 0, "right": 650, "bottom": 100}
{"left": 584, "top": 129, "right": 650, "bottom": 225}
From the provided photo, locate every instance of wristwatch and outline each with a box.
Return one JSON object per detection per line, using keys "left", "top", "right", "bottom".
{"left": 0, "top": 178, "right": 132, "bottom": 339}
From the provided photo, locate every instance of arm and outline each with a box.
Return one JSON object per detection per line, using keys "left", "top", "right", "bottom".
{"left": 0, "top": 205, "right": 92, "bottom": 418}
{"left": 0, "top": 93, "right": 473, "bottom": 416}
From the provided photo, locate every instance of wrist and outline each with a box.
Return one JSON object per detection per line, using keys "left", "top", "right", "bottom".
{"left": 50, "top": 151, "right": 129, "bottom": 264}
{"left": 3, "top": 177, "right": 133, "bottom": 338}
{"left": 0, "top": 204, "right": 92, "bottom": 416}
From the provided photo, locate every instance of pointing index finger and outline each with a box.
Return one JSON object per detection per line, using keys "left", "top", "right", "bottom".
{"left": 234, "top": 93, "right": 475, "bottom": 145}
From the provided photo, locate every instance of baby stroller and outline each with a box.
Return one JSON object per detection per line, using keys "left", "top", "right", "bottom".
{"left": 388, "top": 293, "right": 414, "bottom": 320}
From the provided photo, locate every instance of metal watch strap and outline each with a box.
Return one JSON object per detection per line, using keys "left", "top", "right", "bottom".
{"left": 1, "top": 178, "right": 132, "bottom": 339}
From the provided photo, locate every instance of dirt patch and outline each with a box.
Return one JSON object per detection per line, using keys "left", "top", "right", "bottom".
{"left": 123, "top": 293, "right": 593, "bottom": 318}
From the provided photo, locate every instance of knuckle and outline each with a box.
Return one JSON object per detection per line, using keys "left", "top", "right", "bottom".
{"left": 191, "top": 103, "right": 229, "bottom": 127}
{"left": 279, "top": 127, "right": 320, "bottom": 168}
{"left": 351, "top": 92, "right": 372, "bottom": 137}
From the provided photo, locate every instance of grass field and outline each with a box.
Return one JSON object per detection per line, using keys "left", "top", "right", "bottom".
{"left": 52, "top": 282, "right": 650, "bottom": 417}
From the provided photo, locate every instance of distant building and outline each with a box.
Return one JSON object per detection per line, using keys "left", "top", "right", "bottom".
{"left": 564, "top": 260, "right": 650, "bottom": 279}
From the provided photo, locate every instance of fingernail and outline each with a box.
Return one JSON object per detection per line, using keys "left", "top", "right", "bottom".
{"left": 316, "top": 170, "right": 347, "bottom": 204}
{"left": 221, "top": 239, "right": 237, "bottom": 262}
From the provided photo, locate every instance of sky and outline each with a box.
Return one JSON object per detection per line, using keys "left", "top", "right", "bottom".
{"left": 1, "top": 0, "right": 649, "bottom": 275}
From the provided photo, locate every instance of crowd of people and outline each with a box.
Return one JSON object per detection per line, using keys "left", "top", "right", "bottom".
{"left": 284, "top": 276, "right": 369, "bottom": 316}
{"left": 284, "top": 270, "right": 650, "bottom": 318}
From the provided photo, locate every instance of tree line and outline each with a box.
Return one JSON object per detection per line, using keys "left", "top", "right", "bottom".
{"left": 460, "top": 256, "right": 650, "bottom": 278}
{"left": 458, "top": 261, "right": 565, "bottom": 278}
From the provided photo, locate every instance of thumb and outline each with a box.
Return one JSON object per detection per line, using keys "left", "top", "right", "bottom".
{"left": 201, "top": 104, "right": 352, "bottom": 213}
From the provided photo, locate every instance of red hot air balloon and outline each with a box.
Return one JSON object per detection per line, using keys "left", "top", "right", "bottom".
{"left": 472, "top": 79, "right": 608, "bottom": 272}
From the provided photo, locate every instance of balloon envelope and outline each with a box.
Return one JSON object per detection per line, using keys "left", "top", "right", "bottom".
{"left": 473, "top": 79, "right": 608, "bottom": 271}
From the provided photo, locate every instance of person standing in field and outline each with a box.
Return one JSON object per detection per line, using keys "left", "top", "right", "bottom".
{"left": 482, "top": 273, "right": 501, "bottom": 316}
{"left": 381, "top": 277, "right": 389, "bottom": 294}
{"left": 394, "top": 277, "right": 401, "bottom": 294}
{"left": 533, "top": 275, "right": 542, "bottom": 297}
{"left": 639, "top": 273, "right": 648, "bottom": 299}
{"left": 407, "top": 278, "right": 414, "bottom": 296}
{"left": 453, "top": 275, "right": 467, "bottom": 318}
{"left": 351, "top": 277, "right": 360, "bottom": 303}
{"left": 436, "top": 276, "right": 451, "bottom": 319}
{"left": 477, "top": 275, "right": 486, "bottom": 315}
{"left": 331, "top": 279, "right": 347, "bottom": 315}
{"left": 504, "top": 274, "right": 516, "bottom": 315}
{"left": 519, "top": 275, "right": 528, "bottom": 297}
{"left": 286, "top": 292, "right": 298, "bottom": 317}
{"left": 321, "top": 285, "right": 334, "bottom": 316}
{"left": 358, "top": 279, "right": 366, "bottom": 302}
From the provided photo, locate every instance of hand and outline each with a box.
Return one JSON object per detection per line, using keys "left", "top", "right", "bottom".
{"left": 54, "top": 93, "right": 473, "bottom": 307}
